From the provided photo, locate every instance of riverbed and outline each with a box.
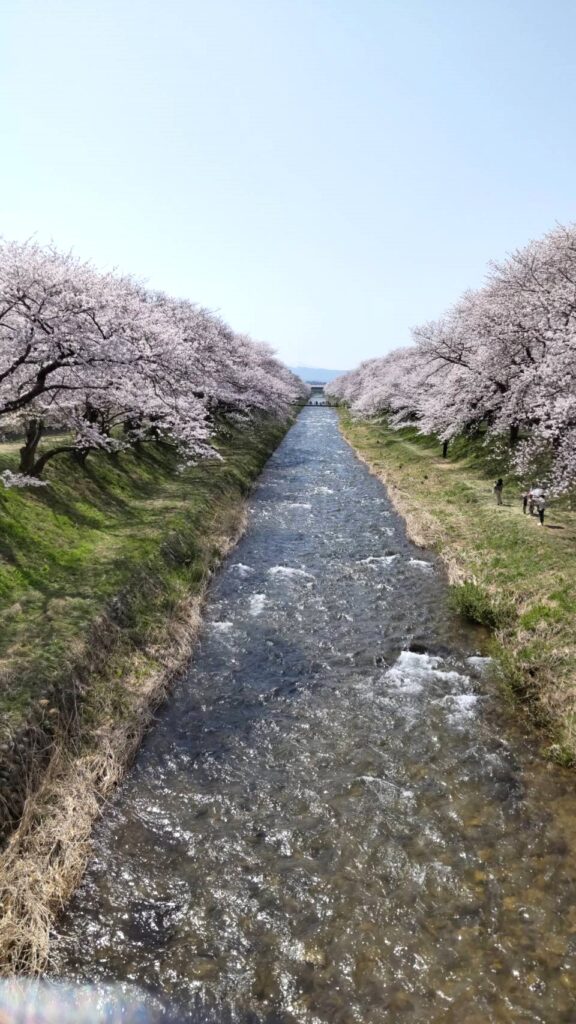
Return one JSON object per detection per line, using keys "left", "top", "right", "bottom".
{"left": 54, "top": 408, "right": 576, "bottom": 1023}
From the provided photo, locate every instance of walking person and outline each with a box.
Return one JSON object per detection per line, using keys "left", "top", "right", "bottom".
{"left": 535, "top": 491, "right": 546, "bottom": 526}
{"left": 522, "top": 490, "right": 529, "bottom": 513}
{"left": 528, "top": 485, "right": 543, "bottom": 515}
{"left": 494, "top": 478, "right": 504, "bottom": 506}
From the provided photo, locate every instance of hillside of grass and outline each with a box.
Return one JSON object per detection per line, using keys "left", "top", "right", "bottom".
{"left": 339, "top": 411, "right": 576, "bottom": 765}
{"left": 0, "top": 415, "right": 297, "bottom": 974}
{"left": 0, "top": 417, "right": 290, "bottom": 839}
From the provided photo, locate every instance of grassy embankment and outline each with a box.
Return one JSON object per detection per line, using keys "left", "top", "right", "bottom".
{"left": 0, "top": 415, "right": 291, "bottom": 972}
{"left": 339, "top": 410, "right": 576, "bottom": 765}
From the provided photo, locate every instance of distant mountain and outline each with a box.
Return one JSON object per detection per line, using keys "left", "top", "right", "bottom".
{"left": 289, "top": 365, "right": 345, "bottom": 383}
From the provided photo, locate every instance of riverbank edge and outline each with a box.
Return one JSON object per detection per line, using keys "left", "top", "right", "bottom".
{"left": 0, "top": 417, "right": 293, "bottom": 976}
{"left": 337, "top": 411, "right": 576, "bottom": 766}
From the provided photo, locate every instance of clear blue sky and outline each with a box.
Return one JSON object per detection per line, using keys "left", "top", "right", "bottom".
{"left": 2, "top": 0, "right": 576, "bottom": 370}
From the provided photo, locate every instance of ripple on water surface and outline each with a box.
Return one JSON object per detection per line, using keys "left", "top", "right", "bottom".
{"left": 55, "top": 410, "right": 576, "bottom": 1024}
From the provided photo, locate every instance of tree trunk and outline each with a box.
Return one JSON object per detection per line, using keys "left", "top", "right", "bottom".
{"left": 125, "top": 412, "right": 150, "bottom": 434}
{"left": 509, "top": 423, "right": 520, "bottom": 447}
{"left": 29, "top": 445, "right": 75, "bottom": 478}
{"left": 442, "top": 439, "right": 449, "bottom": 458}
{"left": 19, "top": 419, "right": 44, "bottom": 474}
{"left": 73, "top": 448, "right": 89, "bottom": 467}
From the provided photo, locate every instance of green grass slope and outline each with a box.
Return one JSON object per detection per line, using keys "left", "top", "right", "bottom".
{"left": 0, "top": 418, "right": 289, "bottom": 835}
{"left": 339, "top": 412, "right": 576, "bottom": 764}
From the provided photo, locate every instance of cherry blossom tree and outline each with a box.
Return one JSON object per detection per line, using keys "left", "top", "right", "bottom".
{"left": 327, "top": 223, "right": 576, "bottom": 493}
{"left": 0, "top": 239, "right": 306, "bottom": 483}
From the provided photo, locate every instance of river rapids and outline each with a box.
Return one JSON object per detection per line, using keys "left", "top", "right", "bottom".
{"left": 54, "top": 409, "right": 576, "bottom": 1023}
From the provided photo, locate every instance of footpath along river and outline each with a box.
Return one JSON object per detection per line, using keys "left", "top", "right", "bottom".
{"left": 55, "top": 408, "right": 576, "bottom": 1023}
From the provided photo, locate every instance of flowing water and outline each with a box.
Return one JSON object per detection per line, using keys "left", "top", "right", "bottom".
{"left": 55, "top": 409, "right": 576, "bottom": 1023}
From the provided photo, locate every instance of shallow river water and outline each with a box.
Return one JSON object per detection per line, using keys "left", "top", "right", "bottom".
{"left": 55, "top": 409, "right": 576, "bottom": 1023}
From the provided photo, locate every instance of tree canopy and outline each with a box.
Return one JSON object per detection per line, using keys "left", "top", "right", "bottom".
{"left": 327, "top": 224, "right": 576, "bottom": 494}
{"left": 0, "top": 239, "right": 307, "bottom": 481}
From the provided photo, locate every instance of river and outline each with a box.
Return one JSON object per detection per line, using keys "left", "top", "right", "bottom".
{"left": 54, "top": 408, "right": 576, "bottom": 1023}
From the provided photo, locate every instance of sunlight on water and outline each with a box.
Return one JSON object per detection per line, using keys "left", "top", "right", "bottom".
{"left": 54, "top": 410, "right": 576, "bottom": 1024}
